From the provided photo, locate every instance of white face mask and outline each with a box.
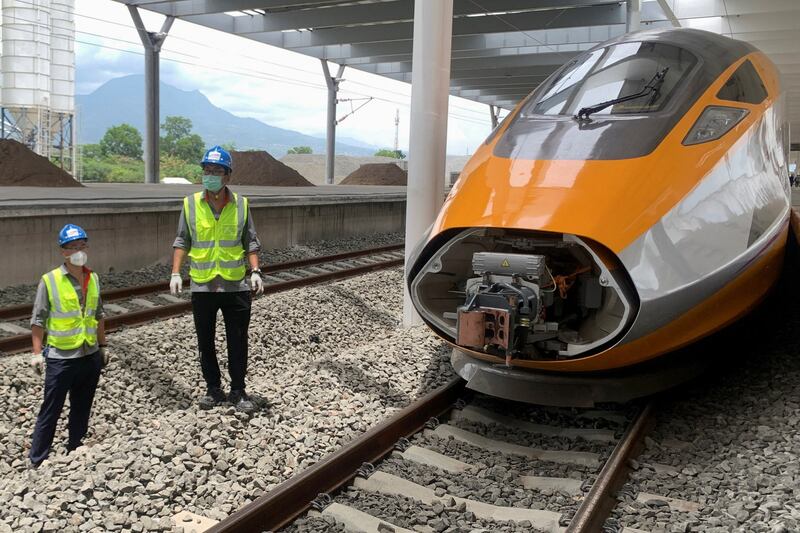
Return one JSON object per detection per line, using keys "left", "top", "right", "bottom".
{"left": 68, "top": 250, "right": 88, "bottom": 267}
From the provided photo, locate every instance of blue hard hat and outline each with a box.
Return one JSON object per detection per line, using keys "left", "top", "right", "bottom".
{"left": 200, "top": 145, "right": 232, "bottom": 172}
{"left": 58, "top": 224, "right": 88, "bottom": 246}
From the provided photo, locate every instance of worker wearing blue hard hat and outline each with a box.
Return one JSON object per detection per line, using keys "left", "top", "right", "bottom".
{"left": 28, "top": 224, "right": 108, "bottom": 468}
{"left": 170, "top": 146, "right": 263, "bottom": 413}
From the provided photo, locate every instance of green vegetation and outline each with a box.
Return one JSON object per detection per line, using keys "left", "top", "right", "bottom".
{"left": 287, "top": 146, "right": 313, "bottom": 154}
{"left": 80, "top": 117, "right": 205, "bottom": 183}
{"left": 374, "top": 148, "right": 405, "bottom": 159}
{"left": 160, "top": 116, "right": 204, "bottom": 162}
{"left": 161, "top": 155, "right": 203, "bottom": 182}
{"left": 80, "top": 151, "right": 145, "bottom": 183}
{"left": 99, "top": 124, "right": 143, "bottom": 159}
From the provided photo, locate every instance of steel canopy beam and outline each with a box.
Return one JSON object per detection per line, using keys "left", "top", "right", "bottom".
{"left": 188, "top": 3, "right": 625, "bottom": 48}
{"left": 450, "top": 76, "right": 548, "bottom": 90}
{"left": 386, "top": 65, "right": 562, "bottom": 83}
{"left": 455, "top": 87, "right": 532, "bottom": 97}
{"left": 292, "top": 29, "right": 606, "bottom": 62}
{"left": 120, "top": 0, "right": 349, "bottom": 11}
{"left": 360, "top": 51, "right": 574, "bottom": 75}
{"left": 474, "top": 96, "right": 523, "bottom": 106}
{"left": 228, "top": 0, "right": 619, "bottom": 34}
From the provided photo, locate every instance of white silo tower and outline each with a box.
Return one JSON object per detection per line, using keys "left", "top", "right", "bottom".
{"left": 0, "top": 0, "right": 76, "bottom": 175}
{"left": 49, "top": 0, "right": 75, "bottom": 171}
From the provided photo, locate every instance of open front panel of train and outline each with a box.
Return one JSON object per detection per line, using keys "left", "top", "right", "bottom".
{"left": 408, "top": 29, "right": 791, "bottom": 375}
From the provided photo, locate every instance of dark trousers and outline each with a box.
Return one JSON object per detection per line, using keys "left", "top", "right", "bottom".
{"left": 30, "top": 351, "right": 102, "bottom": 465}
{"left": 191, "top": 291, "right": 251, "bottom": 392}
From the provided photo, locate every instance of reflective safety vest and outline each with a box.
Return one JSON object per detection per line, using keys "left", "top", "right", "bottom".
{"left": 42, "top": 267, "right": 100, "bottom": 350}
{"left": 184, "top": 191, "right": 248, "bottom": 283}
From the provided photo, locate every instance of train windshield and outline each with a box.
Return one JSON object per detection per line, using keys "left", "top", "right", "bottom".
{"left": 524, "top": 42, "right": 698, "bottom": 117}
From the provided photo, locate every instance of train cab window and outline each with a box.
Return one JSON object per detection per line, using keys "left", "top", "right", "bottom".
{"left": 523, "top": 42, "right": 697, "bottom": 117}
{"left": 716, "top": 60, "right": 768, "bottom": 104}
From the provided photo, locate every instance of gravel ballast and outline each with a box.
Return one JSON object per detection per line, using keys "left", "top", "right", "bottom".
{"left": 609, "top": 260, "right": 800, "bottom": 533}
{"left": 0, "top": 232, "right": 403, "bottom": 306}
{"left": 0, "top": 266, "right": 453, "bottom": 532}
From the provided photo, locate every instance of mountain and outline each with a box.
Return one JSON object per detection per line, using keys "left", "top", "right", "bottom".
{"left": 75, "top": 75, "right": 380, "bottom": 157}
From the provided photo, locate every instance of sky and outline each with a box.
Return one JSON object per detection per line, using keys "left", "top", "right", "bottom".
{"left": 74, "top": 0, "right": 501, "bottom": 155}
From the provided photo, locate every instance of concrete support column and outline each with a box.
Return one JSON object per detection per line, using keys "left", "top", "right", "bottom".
{"left": 128, "top": 7, "right": 174, "bottom": 184}
{"left": 321, "top": 61, "right": 345, "bottom": 185}
{"left": 626, "top": 0, "right": 641, "bottom": 32}
{"left": 402, "top": 0, "right": 454, "bottom": 326}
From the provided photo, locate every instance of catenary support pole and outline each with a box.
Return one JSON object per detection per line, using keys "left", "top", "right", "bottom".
{"left": 626, "top": 0, "right": 641, "bottom": 32}
{"left": 655, "top": 0, "right": 680, "bottom": 27}
{"left": 321, "top": 61, "right": 346, "bottom": 185}
{"left": 128, "top": 7, "right": 174, "bottom": 184}
{"left": 403, "top": 0, "right": 454, "bottom": 326}
{"left": 489, "top": 105, "right": 499, "bottom": 129}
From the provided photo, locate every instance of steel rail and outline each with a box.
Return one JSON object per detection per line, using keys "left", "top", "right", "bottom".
{"left": 0, "top": 254, "right": 403, "bottom": 355}
{"left": 206, "top": 377, "right": 466, "bottom": 533}
{"left": 0, "top": 244, "right": 403, "bottom": 322}
{"left": 566, "top": 402, "right": 656, "bottom": 532}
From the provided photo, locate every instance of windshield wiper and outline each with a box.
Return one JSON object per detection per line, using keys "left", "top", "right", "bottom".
{"left": 575, "top": 67, "right": 669, "bottom": 120}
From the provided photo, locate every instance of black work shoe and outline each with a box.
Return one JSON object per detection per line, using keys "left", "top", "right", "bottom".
{"left": 228, "top": 389, "right": 256, "bottom": 413}
{"left": 198, "top": 387, "right": 226, "bottom": 410}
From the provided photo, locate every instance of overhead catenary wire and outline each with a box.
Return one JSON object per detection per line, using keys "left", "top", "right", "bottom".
{"left": 8, "top": 0, "right": 496, "bottom": 120}
{"left": 335, "top": 97, "right": 373, "bottom": 125}
{"left": 4, "top": 15, "right": 486, "bottom": 124}
{"left": 1, "top": 4, "right": 501, "bottom": 128}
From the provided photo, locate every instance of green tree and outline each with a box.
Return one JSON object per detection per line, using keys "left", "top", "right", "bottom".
{"left": 161, "top": 155, "right": 203, "bottom": 183}
{"left": 374, "top": 148, "right": 405, "bottom": 159}
{"left": 160, "top": 116, "right": 204, "bottom": 161}
{"left": 99, "top": 124, "right": 143, "bottom": 159}
{"left": 287, "top": 146, "right": 313, "bottom": 154}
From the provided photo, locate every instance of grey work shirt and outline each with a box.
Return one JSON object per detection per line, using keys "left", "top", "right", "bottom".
{"left": 30, "top": 264, "right": 106, "bottom": 360}
{"left": 172, "top": 187, "right": 262, "bottom": 293}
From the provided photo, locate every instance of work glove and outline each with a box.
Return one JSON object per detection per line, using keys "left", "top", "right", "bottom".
{"left": 98, "top": 346, "right": 109, "bottom": 368}
{"left": 30, "top": 354, "right": 44, "bottom": 375}
{"left": 250, "top": 270, "right": 264, "bottom": 295}
{"left": 169, "top": 273, "right": 183, "bottom": 295}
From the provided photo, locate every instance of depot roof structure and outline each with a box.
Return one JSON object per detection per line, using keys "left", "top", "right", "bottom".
{"left": 116, "top": 0, "right": 800, "bottom": 141}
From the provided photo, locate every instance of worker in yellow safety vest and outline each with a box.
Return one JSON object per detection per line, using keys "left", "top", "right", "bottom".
{"left": 29, "top": 224, "right": 108, "bottom": 468}
{"left": 170, "top": 145, "right": 264, "bottom": 413}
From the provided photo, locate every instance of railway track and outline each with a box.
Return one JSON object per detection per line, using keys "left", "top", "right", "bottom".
{"left": 0, "top": 244, "right": 404, "bottom": 355}
{"left": 204, "top": 377, "right": 657, "bottom": 533}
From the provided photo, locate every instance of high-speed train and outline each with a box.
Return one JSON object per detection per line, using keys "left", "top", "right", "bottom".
{"left": 407, "top": 28, "right": 792, "bottom": 406}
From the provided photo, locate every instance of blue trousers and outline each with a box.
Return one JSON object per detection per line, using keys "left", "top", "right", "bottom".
{"left": 29, "top": 351, "right": 102, "bottom": 465}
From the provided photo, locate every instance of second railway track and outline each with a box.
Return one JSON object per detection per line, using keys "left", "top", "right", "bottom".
{"left": 0, "top": 244, "right": 404, "bottom": 355}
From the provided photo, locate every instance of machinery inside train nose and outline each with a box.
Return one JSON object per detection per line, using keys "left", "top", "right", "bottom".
{"left": 457, "top": 252, "right": 560, "bottom": 365}
{"left": 410, "top": 229, "right": 636, "bottom": 362}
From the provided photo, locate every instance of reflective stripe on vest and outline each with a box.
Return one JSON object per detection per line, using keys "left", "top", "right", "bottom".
{"left": 43, "top": 268, "right": 100, "bottom": 350}
{"left": 184, "top": 191, "right": 248, "bottom": 283}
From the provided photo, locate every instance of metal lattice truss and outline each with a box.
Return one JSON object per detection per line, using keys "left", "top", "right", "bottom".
{"left": 116, "top": 0, "right": 800, "bottom": 140}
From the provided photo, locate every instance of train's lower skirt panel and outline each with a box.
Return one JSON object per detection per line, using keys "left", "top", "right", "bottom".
{"left": 451, "top": 348, "right": 710, "bottom": 407}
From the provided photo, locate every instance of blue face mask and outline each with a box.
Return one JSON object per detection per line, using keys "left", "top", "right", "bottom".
{"left": 202, "top": 175, "right": 224, "bottom": 193}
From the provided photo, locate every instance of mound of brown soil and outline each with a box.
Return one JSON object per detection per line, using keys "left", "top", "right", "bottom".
{"left": 0, "top": 139, "right": 82, "bottom": 187}
{"left": 229, "top": 150, "right": 314, "bottom": 186}
{"left": 340, "top": 163, "right": 407, "bottom": 185}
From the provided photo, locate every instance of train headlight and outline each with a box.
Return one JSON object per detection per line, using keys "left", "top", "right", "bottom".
{"left": 683, "top": 106, "right": 749, "bottom": 146}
